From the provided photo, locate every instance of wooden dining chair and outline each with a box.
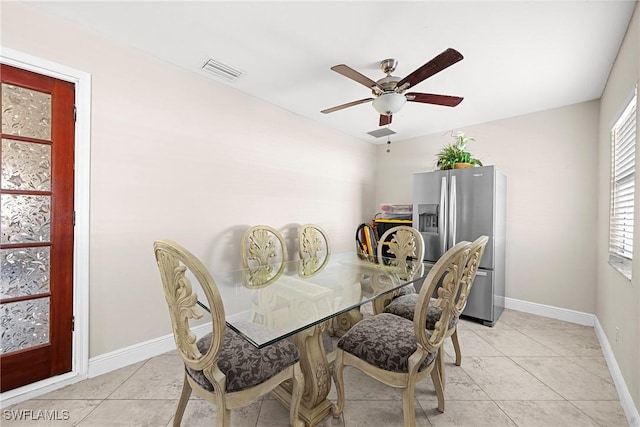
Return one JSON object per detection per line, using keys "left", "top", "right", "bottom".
{"left": 241, "top": 225, "right": 290, "bottom": 329}
{"left": 371, "top": 225, "right": 425, "bottom": 315}
{"left": 332, "top": 240, "right": 472, "bottom": 423}
{"left": 383, "top": 235, "right": 489, "bottom": 370}
{"left": 154, "top": 240, "right": 305, "bottom": 427}
{"left": 297, "top": 223, "right": 330, "bottom": 277}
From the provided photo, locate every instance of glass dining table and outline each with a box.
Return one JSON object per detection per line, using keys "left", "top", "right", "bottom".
{"left": 205, "top": 252, "right": 429, "bottom": 427}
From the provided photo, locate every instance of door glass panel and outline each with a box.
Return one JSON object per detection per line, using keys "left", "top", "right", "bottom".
{"left": 1, "top": 195, "right": 51, "bottom": 244}
{"left": 1, "top": 138, "right": 51, "bottom": 191}
{"left": 0, "top": 83, "right": 52, "bottom": 362}
{"left": 0, "top": 297, "right": 50, "bottom": 354}
{"left": 1, "top": 83, "right": 52, "bottom": 140}
{"left": 0, "top": 247, "right": 50, "bottom": 299}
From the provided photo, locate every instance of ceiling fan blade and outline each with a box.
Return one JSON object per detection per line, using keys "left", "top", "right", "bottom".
{"left": 379, "top": 114, "right": 392, "bottom": 126}
{"left": 406, "top": 92, "right": 463, "bottom": 107}
{"left": 321, "top": 98, "right": 374, "bottom": 114}
{"left": 331, "top": 64, "right": 382, "bottom": 92}
{"left": 396, "top": 48, "right": 463, "bottom": 91}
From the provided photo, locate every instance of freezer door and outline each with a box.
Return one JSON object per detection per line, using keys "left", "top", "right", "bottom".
{"left": 413, "top": 170, "right": 449, "bottom": 262}
{"left": 462, "top": 269, "right": 494, "bottom": 324}
{"left": 450, "top": 166, "right": 495, "bottom": 269}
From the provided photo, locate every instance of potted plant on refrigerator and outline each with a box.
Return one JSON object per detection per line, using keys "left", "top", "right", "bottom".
{"left": 436, "top": 131, "right": 483, "bottom": 170}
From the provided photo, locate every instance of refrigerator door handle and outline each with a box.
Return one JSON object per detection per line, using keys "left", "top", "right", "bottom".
{"left": 449, "top": 175, "right": 457, "bottom": 246}
{"left": 440, "top": 176, "right": 447, "bottom": 252}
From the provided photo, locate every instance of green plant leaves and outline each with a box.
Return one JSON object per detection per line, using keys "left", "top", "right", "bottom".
{"left": 436, "top": 132, "right": 482, "bottom": 169}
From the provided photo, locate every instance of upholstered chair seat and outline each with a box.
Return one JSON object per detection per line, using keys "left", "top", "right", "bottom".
{"left": 337, "top": 313, "right": 437, "bottom": 373}
{"left": 186, "top": 329, "right": 300, "bottom": 393}
{"left": 384, "top": 295, "right": 459, "bottom": 331}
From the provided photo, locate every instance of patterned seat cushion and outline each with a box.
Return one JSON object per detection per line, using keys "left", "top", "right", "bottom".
{"left": 337, "top": 313, "right": 436, "bottom": 373}
{"left": 383, "top": 295, "right": 458, "bottom": 330}
{"left": 185, "top": 327, "right": 299, "bottom": 393}
{"left": 394, "top": 284, "right": 416, "bottom": 297}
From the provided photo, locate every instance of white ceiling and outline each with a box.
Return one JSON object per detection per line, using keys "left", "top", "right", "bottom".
{"left": 27, "top": 1, "right": 637, "bottom": 144}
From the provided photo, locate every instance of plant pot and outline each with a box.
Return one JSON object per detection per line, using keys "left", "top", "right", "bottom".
{"left": 454, "top": 162, "right": 473, "bottom": 169}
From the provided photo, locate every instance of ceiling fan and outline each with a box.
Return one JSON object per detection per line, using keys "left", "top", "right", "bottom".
{"left": 321, "top": 48, "right": 464, "bottom": 126}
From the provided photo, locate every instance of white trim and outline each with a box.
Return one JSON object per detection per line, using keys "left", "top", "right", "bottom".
{"left": 594, "top": 317, "right": 640, "bottom": 427}
{"left": 504, "top": 296, "right": 595, "bottom": 326}
{"left": 87, "top": 323, "right": 212, "bottom": 378}
{"left": 0, "top": 47, "right": 91, "bottom": 404}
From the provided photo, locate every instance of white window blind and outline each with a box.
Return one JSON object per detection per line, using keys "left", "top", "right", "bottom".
{"left": 609, "top": 89, "right": 637, "bottom": 277}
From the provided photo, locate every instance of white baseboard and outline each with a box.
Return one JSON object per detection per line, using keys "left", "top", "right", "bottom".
{"left": 594, "top": 317, "right": 640, "bottom": 427}
{"left": 88, "top": 322, "right": 211, "bottom": 378}
{"left": 504, "top": 297, "right": 638, "bottom": 427}
{"left": 504, "top": 297, "right": 595, "bottom": 326}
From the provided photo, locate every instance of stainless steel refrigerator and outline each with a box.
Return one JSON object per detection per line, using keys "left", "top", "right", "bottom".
{"left": 413, "top": 165, "right": 506, "bottom": 326}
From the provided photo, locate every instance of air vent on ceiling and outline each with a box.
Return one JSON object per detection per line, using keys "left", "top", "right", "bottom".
{"left": 367, "top": 128, "right": 396, "bottom": 138}
{"left": 202, "top": 58, "right": 244, "bottom": 82}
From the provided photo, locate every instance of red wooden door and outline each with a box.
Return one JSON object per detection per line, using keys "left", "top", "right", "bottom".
{"left": 0, "top": 64, "right": 75, "bottom": 392}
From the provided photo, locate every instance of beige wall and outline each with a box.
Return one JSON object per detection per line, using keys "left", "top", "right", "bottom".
{"left": 2, "top": 2, "right": 377, "bottom": 356}
{"left": 375, "top": 101, "right": 600, "bottom": 314}
{"left": 597, "top": 3, "right": 639, "bottom": 410}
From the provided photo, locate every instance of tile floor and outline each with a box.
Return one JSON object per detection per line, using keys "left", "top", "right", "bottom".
{"left": 3, "top": 308, "right": 630, "bottom": 426}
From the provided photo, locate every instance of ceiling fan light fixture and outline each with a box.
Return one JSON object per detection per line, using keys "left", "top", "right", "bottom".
{"left": 372, "top": 92, "right": 406, "bottom": 115}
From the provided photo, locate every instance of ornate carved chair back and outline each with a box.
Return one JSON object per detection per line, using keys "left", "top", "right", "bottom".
{"left": 153, "top": 240, "right": 225, "bottom": 374}
{"left": 298, "top": 224, "right": 330, "bottom": 277}
{"left": 413, "top": 240, "right": 471, "bottom": 355}
{"left": 452, "top": 235, "right": 489, "bottom": 317}
{"left": 241, "top": 225, "right": 288, "bottom": 287}
{"left": 376, "top": 226, "right": 425, "bottom": 280}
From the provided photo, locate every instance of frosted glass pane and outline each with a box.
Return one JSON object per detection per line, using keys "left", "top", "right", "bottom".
{"left": 1, "top": 138, "right": 52, "bottom": 191}
{"left": 1, "top": 83, "right": 52, "bottom": 140}
{"left": 0, "top": 194, "right": 51, "bottom": 244}
{"left": 0, "top": 247, "right": 50, "bottom": 299}
{"left": 0, "top": 297, "right": 50, "bottom": 355}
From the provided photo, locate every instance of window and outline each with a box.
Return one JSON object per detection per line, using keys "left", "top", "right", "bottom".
{"left": 609, "top": 87, "right": 637, "bottom": 279}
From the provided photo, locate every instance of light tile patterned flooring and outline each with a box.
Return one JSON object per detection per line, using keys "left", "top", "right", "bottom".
{"left": 3, "top": 308, "right": 630, "bottom": 426}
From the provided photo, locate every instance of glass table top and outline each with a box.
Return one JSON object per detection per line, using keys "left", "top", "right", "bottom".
{"left": 203, "top": 252, "right": 429, "bottom": 348}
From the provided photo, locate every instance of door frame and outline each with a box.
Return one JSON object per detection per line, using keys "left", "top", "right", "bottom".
{"left": 0, "top": 47, "right": 91, "bottom": 405}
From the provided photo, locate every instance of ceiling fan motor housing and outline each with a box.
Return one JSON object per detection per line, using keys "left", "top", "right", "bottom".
{"left": 375, "top": 75, "right": 402, "bottom": 93}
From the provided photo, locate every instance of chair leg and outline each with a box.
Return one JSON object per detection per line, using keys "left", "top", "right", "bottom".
{"left": 289, "top": 363, "right": 305, "bottom": 427}
{"left": 430, "top": 367, "right": 445, "bottom": 413}
{"left": 331, "top": 350, "right": 346, "bottom": 418}
{"left": 173, "top": 374, "right": 192, "bottom": 427}
{"left": 451, "top": 327, "right": 462, "bottom": 366}
{"left": 436, "top": 349, "right": 446, "bottom": 391}
{"left": 213, "top": 385, "right": 231, "bottom": 427}
{"left": 401, "top": 381, "right": 417, "bottom": 427}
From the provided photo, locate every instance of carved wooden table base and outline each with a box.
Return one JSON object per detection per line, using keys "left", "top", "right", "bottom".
{"left": 271, "top": 321, "right": 337, "bottom": 427}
